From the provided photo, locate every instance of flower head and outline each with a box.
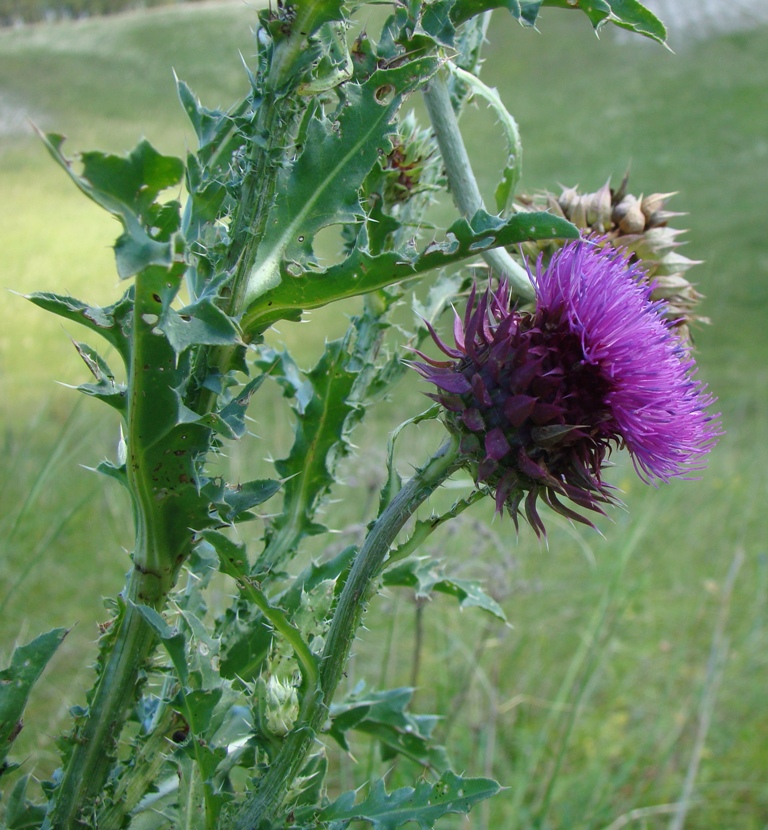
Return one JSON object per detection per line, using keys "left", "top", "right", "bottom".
{"left": 410, "top": 240, "right": 720, "bottom": 536}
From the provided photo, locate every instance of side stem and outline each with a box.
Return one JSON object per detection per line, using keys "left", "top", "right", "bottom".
{"left": 422, "top": 70, "right": 534, "bottom": 301}
{"left": 230, "top": 435, "right": 463, "bottom": 829}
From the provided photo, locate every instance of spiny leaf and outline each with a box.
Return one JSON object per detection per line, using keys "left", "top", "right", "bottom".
{"left": 448, "top": 0, "right": 523, "bottom": 30}
{"left": 329, "top": 687, "right": 449, "bottom": 772}
{"left": 177, "top": 79, "right": 249, "bottom": 163}
{"left": 2, "top": 774, "right": 47, "bottom": 827}
{"left": 207, "top": 530, "right": 319, "bottom": 692}
{"left": 535, "top": 0, "right": 666, "bottom": 42}
{"left": 255, "top": 340, "right": 359, "bottom": 574}
{"left": 41, "top": 132, "right": 183, "bottom": 221}
{"left": 379, "top": 406, "right": 442, "bottom": 514}
{"left": 39, "top": 133, "right": 184, "bottom": 278}
{"left": 0, "top": 628, "right": 68, "bottom": 771}
{"left": 292, "top": 751, "right": 329, "bottom": 809}
{"left": 218, "top": 546, "right": 355, "bottom": 683}
{"left": 243, "top": 56, "right": 440, "bottom": 306}
{"left": 26, "top": 288, "right": 133, "bottom": 366}
{"left": 384, "top": 559, "right": 506, "bottom": 622}
{"left": 279, "top": 546, "right": 357, "bottom": 616}
{"left": 440, "top": 0, "right": 665, "bottom": 43}
{"left": 176, "top": 752, "right": 208, "bottom": 830}
{"left": 95, "top": 459, "right": 129, "bottom": 489}
{"left": 242, "top": 210, "right": 578, "bottom": 335}
{"left": 69, "top": 340, "right": 127, "bottom": 414}
{"left": 411, "top": 271, "right": 471, "bottom": 331}
{"left": 291, "top": 0, "right": 347, "bottom": 37}
{"left": 312, "top": 770, "right": 501, "bottom": 829}
{"left": 209, "top": 479, "right": 282, "bottom": 525}
{"left": 447, "top": 63, "right": 522, "bottom": 213}
{"left": 173, "top": 688, "right": 224, "bottom": 737}
{"left": 75, "top": 379, "right": 128, "bottom": 413}
{"left": 132, "top": 603, "right": 189, "bottom": 686}
{"left": 214, "top": 370, "right": 273, "bottom": 441}
{"left": 175, "top": 741, "right": 228, "bottom": 829}
{"left": 158, "top": 296, "right": 240, "bottom": 354}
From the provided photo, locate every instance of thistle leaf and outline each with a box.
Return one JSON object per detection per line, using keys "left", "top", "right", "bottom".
{"left": 242, "top": 210, "right": 578, "bottom": 335}
{"left": 0, "top": 628, "right": 68, "bottom": 772}
{"left": 173, "top": 688, "right": 224, "bottom": 737}
{"left": 441, "top": 0, "right": 666, "bottom": 43}
{"left": 26, "top": 288, "right": 133, "bottom": 366}
{"left": 255, "top": 340, "right": 358, "bottom": 573}
{"left": 384, "top": 559, "right": 506, "bottom": 622}
{"left": 446, "top": 63, "right": 522, "bottom": 213}
{"left": 211, "top": 479, "right": 282, "bottom": 525}
{"left": 132, "top": 603, "right": 189, "bottom": 686}
{"left": 309, "top": 770, "right": 501, "bottom": 829}
{"left": 2, "top": 775, "right": 47, "bottom": 827}
{"left": 243, "top": 57, "right": 440, "bottom": 306}
{"left": 69, "top": 340, "right": 127, "bottom": 413}
{"left": 534, "top": 0, "right": 667, "bottom": 43}
{"left": 158, "top": 297, "right": 240, "bottom": 354}
{"left": 177, "top": 79, "right": 249, "bottom": 166}
{"left": 207, "top": 530, "right": 319, "bottom": 692}
{"left": 329, "top": 687, "right": 449, "bottom": 772}
{"left": 39, "top": 133, "right": 184, "bottom": 278}
{"left": 219, "top": 546, "right": 355, "bottom": 682}
{"left": 291, "top": 751, "right": 329, "bottom": 809}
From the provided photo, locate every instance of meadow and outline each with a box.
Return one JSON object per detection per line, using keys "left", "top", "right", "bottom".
{"left": 1, "top": 3, "right": 767, "bottom": 827}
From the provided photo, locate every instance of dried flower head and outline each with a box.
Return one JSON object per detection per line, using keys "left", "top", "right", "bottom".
{"left": 518, "top": 175, "right": 708, "bottom": 344}
{"left": 410, "top": 240, "right": 721, "bottom": 536}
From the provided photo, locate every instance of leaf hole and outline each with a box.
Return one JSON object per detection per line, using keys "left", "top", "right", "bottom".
{"left": 468, "top": 236, "right": 496, "bottom": 252}
{"left": 286, "top": 262, "right": 303, "bottom": 278}
{"left": 374, "top": 84, "right": 395, "bottom": 105}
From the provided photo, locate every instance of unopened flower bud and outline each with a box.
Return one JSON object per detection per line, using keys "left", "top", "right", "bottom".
{"left": 264, "top": 676, "right": 299, "bottom": 737}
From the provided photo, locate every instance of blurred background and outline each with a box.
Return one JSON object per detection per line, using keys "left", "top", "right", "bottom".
{"left": 1, "top": 1, "right": 767, "bottom": 827}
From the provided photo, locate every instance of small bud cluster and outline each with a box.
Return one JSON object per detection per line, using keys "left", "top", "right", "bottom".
{"left": 379, "top": 111, "right": 439, "bottom": 205}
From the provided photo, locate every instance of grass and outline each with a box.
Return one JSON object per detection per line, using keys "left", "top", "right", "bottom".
{"left": 1, "top": 4, "right": 767, "bottom": 827}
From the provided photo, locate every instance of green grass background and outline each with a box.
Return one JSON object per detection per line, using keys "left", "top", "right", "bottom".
{"left": 1, "top": 3, "right": 767, "bottom": 827}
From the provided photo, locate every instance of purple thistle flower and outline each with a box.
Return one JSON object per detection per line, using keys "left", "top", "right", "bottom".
{"left": 409, "top": 240, "right": 721, "bottom": 536}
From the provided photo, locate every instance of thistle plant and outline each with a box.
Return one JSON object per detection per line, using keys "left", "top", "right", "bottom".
{"left": 0, "top": 2, "right": 722, "bottom": 829}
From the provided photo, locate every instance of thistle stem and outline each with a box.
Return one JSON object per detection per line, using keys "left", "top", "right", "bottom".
{"left": 45, "top": 573, "right": 160, "bottom": 830}
{"left": 423, "top": 70, "right": 534, "bottom": 301}
{"left": 230, "top": 435, "right": 463, "bottom": 829}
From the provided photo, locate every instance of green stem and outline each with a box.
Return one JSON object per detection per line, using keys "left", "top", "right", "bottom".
{"left": 98, "top": 704, "right": 175, "bottom": 830}
{"left": 422, "top": 71, "right": 534, "bottom": 301}
{"left": 49, "top": 267, "right": 204, "bottom": 827}
{"left": 46, "top": 573, "right": 161, "bottom": 830}
{"left": 230, "top": 435, "right": 463, "bottom": 829}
